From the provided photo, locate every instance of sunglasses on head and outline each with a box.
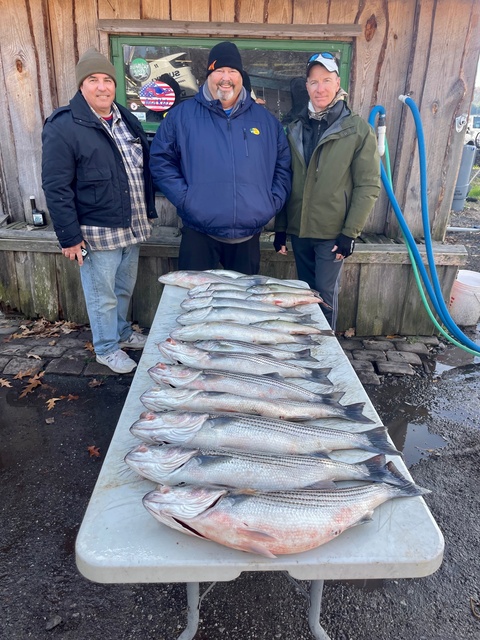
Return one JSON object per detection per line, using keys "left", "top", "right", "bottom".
{"left": 308, "top": 52, "right": 336, "bottom": 64}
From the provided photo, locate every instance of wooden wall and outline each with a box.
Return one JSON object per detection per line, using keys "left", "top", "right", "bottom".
{"left": 0, "top": 0, "right": 478, "bottom": 238}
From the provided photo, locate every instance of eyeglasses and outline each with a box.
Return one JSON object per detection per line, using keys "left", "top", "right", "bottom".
{"left": 308, "top": 52, "right": 336, "bottom": 64}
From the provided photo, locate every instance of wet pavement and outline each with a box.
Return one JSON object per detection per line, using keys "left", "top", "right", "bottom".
{"left": 1, "top": 311, "right": 479, "bottom": 639}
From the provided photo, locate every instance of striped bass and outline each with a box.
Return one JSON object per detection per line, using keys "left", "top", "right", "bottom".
{"left": 143, "top": 481, "right": 429, "bottom": 557}
{"left": 148, "top": 363, "right": 337, "bottom": 401}
{"left": 186, "top": 288, "right": 323, "bottom": 307}
{"left": 194, "top": 339, "right": 315, "bottom": 360}
{"left": 249, "top": 319, "right": 333, "bottom": 336}
{"left": 159, "top": 270, "right": 312, "bottom": 291}
{"left": 176, "top": 306, "right": 314, "bottom": 326}
{"left": 130, "top": 411, "right": 400, "bottom": 456}
{"left": 158, "top": 339, "right": 330, "bottom": 380}
{"left": 170, "top": 322, "right": 322, "bottom": 344}
{"left": 180, "top": 295, "right": 309, "bottom": 315}
{"left": 140, "top": 388, "right": 374, "bottom": 423}
{"left": 188, "top": 282, "right": 249, "bottom": 296}
{"left": 125, "top": 443, "right": 409, "bottom": 490}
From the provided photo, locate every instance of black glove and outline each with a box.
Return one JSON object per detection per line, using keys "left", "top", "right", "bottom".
{"left": 273, "top": 231, "right": 287, "bottom": 253}
{"left": 335, "top": 233, "right": 355, "bottom": 258}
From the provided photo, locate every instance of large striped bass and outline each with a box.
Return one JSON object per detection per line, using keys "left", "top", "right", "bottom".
{"left": 180, "top": 295, "right": 310, "bottom": 315}
{"left": 176, "top": 306, "right": 314, "bottom": 326}
{"left": 186, "top": 290, "right": 324, "bottom": 307}
{"left": 159, "top": 270, "right": 311, "bottom": 291}
{"left": 194, "top": 339, "right": 315, "bottom": 361}
{"left": 130, "top": 411, "right": 400, "bottom": 456}
{"left": 140, "top": 388, "right": 374, "bottom": 423}
{"left": 143, "top": 481, "right": 429, "bottom": 557}
{"left": 148, "top": 363, "right": 337, "bottom": 401}
{"left": 125, "top": 443, "right": 409, "bottom": 490}
{"left": 170, "top": 322, "right": 326, "bottom": 344}
{"left": 158, "top": 339, "right": 330, "bottom": 380}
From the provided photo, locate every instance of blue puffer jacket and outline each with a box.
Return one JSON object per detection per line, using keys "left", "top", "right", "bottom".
{"left": 42, "top": 92, "right": 157, "bottom": 248}
{"left": 149, "top": 87, "right": 291, "bottom": 239}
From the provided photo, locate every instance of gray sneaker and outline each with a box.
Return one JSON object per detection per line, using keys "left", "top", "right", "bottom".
{"left": 96, "top": 349, "right": 137, "bottom": 374}
{"left": 119, "top": 332, "right": 147, "bottom": 350}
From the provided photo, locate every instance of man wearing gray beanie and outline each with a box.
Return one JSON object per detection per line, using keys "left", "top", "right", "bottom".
{"left": 150, "top": 41, "right": 291, "bottom": 274}
{"left": 42, "top": 48, "right": 157, "bottom": 374}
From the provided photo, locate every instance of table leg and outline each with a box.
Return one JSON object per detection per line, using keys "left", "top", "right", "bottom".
{"left": 177, "top": 582, "right": 200, "bottom": 640}
{"left": 308, "top": 580, "right": 331, "bottom": 640}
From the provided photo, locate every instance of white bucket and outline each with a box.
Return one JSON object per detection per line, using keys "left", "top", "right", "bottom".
{"left": 449, "top": 270, "right": 480, "bottom": 326}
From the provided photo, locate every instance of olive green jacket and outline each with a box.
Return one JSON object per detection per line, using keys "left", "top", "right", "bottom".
{"left": 275, "top": 104, "right": 381, "bottom": 239}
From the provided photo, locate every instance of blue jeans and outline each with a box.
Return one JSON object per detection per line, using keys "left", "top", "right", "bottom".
{"left": 79, "top": 244, "right": 140, "bottom": 356}
{"left": 290, "top": 236, "right": 344, "bottom": 330}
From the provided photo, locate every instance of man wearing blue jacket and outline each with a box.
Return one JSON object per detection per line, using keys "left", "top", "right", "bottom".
{"left": 42, "top": 49, "right": 157, "bottom": 374}
{"left": 149, "top": 41, "right": 291, "bottom": 274}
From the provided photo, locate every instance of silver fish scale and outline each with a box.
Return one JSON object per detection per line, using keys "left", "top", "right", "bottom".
{"left": 193, "top": 340, "right": 311, "bottom": 358}
{"left": 231, "top": 484, "right": 396, "bottom": 509}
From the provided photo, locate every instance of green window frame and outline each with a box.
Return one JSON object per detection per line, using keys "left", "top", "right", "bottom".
{"left": 110, "top": 36, "right": 352, "bottom": 135}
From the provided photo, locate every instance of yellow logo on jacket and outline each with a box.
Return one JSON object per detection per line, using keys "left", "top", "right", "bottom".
{"left": 250, "top": 128, "right": 260, "bottom": 135}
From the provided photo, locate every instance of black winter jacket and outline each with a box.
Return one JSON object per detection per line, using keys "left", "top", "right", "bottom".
{"left": 42, "top": 91, "right": 157, "bottom": 248}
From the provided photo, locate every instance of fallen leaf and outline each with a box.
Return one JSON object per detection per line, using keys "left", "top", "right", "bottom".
{"left": 46, "top": 396, "right": 64, "bottom": 410}
{"left": 14, "top": 369, "right": 36, "bottom": 380}
{"left": 88, "top": 378, "right": 103, "bottom": 388}
{"left": 45, "top": 417, "right": 55, "bottom": 424}
{"left": 18, "top": 372, "right": 44, "bottom": 398}
{"left": 84, "top": 341, "right": 95, "bottom": 353}
{"left": 343, "top": 327, "right": 356, "bottom": 338}
{"left": 48, "top": 340, "right": 57, "bottom": 346}
{"left": 26, "top": 353, "right": 42, "bottom": 360}
{"left": 0, "top": 378, "right": 12, "bottom": 388}
{"left": 66, "top": 394, "right": 79, "bottom": 401}
{"left": 87, "top": 445, "right": 101, "bottom": 458}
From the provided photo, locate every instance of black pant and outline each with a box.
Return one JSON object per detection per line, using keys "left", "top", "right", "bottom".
{"left": 290, "top": 235, "right": 344, "bottom": 330}
{"left": 178, "top": 227, "right": 261, "bottom": 275}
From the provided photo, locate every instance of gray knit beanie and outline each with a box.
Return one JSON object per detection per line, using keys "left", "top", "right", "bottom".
{"left": 76, "top": 48, "right": 117, "bottom": 88}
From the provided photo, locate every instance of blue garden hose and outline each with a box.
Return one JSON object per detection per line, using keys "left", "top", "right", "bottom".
{"left": 369, "top": 100, "right": 480, "bottom": 356}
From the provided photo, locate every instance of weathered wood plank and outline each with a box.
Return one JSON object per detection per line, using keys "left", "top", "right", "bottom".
{"left": 211, "top": 0, "right": 236, "bottom": 23}
{"left": 0, "top": 52, "right": 22, "bottom": 222}
{"left": 98, "top": 0, "right": 140, "bottom": 19}
{"left": 15, "top": 251, "right": 59, "bottom": 320}
{"left": 327, "top": 1, "right": 359, "bottom": 25}
{"left": 55, "top": 255, "right": 89, "bottom": 324}
{"left": 47, "top": 0, "right": 77, "bottom": 108}
{"left": 337, "top": 261, "right": 360, "bottom": 332}
{"left": 170, "top": 0, "right": 210, "bottom": 21}
{"left": 0, "top": 250, "right": 21, "bottom": 312}
{"left": 266, "top": 0, "right": 293, "bottom": 25}
{"left": 0, "top": 0, "right": 50, "bottom": 220}
{"left": 292, "top": 0, "right": 329, "bottom": 26}
{"left": 97, "top": 19, "right": 362, "bottom": 37}
{"left": 141, "top": 0, "right": 171, "bottom": 20}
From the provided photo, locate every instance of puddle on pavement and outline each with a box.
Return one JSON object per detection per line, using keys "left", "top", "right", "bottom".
{"left": 385, "top": 405, "right": 448, "bottom": 468}
{"left": 434, "top": 322, "right": 480, "bottom": 375}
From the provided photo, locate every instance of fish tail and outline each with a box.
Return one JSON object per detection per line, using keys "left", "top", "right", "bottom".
{"left": 364, "top": 426, "right": 402, "bottom": 456}
{"left": 390, "top": 467, "right": 432, "bottom": 497}
{"left": 363, "top": 455, "right": 410, "bottom": 486}
{"left": 295, "top": 349, "right": 315, "bottom": 360}
{"left": 308, "top": 367, "right": 333, "bottom": 383}
{"left": 343, "top": 402, "right": 375, "bottom": 423}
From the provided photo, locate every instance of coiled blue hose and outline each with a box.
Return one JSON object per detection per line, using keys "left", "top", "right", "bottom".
{"left": 369, "top": 99, "right": 480, "bottom": 355}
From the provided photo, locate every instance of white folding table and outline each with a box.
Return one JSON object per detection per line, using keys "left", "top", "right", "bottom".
{"left": 76, "top": 283, "right": 444, "bottom": 640}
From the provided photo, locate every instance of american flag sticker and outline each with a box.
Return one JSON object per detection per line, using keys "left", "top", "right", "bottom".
{"left": 139, "top": 81, "right": 176, "bottom": 112}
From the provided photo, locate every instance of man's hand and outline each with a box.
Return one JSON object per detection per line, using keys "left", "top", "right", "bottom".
{"left": 332, "top": 233, "right": 355, "bottom": 260}
{"left": 62, "top": 242, "right": 87, "bottom": 266}
{"left": 273, "top": 231, "right": 288, "bottom": 255}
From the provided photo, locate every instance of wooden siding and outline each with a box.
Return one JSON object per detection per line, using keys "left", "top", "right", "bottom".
{"left": 0, "top": 0, "right": 478, "bottom": 235}
{"left": 0, "top": 226, "right": 467, "bottom": 336}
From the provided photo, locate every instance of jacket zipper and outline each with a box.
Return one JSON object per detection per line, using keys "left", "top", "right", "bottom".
{"left": 243, "top": 128, "right": 249, "bottom": 157}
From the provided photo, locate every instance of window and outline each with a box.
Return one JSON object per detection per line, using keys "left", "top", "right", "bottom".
{"left": 110, "top": 37, "right": 352, "bottom": 134}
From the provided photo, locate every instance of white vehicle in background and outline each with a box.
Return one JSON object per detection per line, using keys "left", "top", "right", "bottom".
{"left": 147, "top": 53, "right": 199, "bottom": 97}
{"left": 465, "top": 115, "right": 480, "bottom": 147}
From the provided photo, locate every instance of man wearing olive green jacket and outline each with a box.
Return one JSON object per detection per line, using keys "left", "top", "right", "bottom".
{"left": 274, "top": 53, "right": 380, "bottom": 329}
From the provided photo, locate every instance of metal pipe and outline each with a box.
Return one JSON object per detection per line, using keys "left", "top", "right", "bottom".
{"left": 446, "top": 227, "right": 480, "bottom": 232}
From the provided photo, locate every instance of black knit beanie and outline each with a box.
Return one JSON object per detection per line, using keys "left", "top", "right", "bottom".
{"left": 76, "top": 48, "right": 117, "bottom": 88}
{"left": 207, "top": 42, "right": 243, "bottom": 75}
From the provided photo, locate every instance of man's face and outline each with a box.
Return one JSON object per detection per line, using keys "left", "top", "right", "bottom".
{"left": 306, "top": 64, "right": 340, "bottom": 112}
{"left": 80, "top": 73, "right": 115, "bottom": 116}
{"left": 207, "top": 68, "right": 243, "bottom": 108}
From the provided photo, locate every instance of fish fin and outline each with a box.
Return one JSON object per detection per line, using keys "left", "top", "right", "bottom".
{"left": 362, "top": 455, "right": 410, "bottom": 487}
{"left": 387, "top": 464, "right": 432, "bottom": 496}
{"left": 363, "top": 426, "right": 403, "bottom": 457}
{"left": 197, "top": 454, "right": 233, "bottom": 466}
{"left": 328, "top": 391, "right": 346, "bottom": 402}
{"left": 357, "top": 511, "right": 375, "bottom": 525}
{"left": 295, "top": 349, "right": 315, "bottom": 360}
{"left": 263, "top": 373, "right": 286, "bottom": 381}
{"left": 343, "top": 402, "right": 375, "bottom": 424}
{"left": 237, "top": 540, "right": 277, "bottom": 559}
{"left": 307, "top": 367, "right": 333, "bottom": 382}
{"left": 311, "top": 451, "right": 331, "bottom": 459}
